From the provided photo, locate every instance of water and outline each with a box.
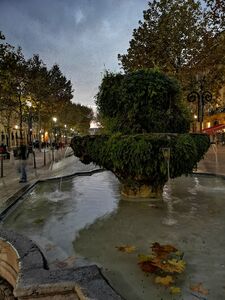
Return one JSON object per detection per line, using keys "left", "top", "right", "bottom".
{"left": 3, "top": 171, "right": 225, "bottom": 300}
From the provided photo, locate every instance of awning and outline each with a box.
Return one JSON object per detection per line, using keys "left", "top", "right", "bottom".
{"left": 202, "top": 124, "right": 225, "bottom": 134}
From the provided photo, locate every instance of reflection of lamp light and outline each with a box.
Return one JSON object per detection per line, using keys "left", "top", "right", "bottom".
{"left": 52, "top": 117, "right": 57, "bottom": 123}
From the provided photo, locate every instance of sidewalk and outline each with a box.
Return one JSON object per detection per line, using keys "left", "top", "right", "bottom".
{"left": 0, "top": 146, "right": 98, "bottom": 211}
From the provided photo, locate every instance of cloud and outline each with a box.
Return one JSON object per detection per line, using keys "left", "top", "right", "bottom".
{"left": 0, "top": 0, "right": 148, "bottom": 106}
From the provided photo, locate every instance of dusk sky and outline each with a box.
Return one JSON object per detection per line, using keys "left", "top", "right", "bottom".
{"left": 0, "top": 0, "right": 148, "bottom": 109}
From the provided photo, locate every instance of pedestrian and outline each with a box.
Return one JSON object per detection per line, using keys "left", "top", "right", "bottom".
{"left": 16, "top": 139, "right": 29, "bottom": 183}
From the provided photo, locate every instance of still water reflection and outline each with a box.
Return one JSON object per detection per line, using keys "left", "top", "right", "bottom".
{"left": 3, "top": 171, "right": 225, "bottom": 300}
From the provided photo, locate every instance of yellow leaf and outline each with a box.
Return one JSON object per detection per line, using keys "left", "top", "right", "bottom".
{"left": 138, "top": 254, "right": 155, "bottom": 262}
{"left": 116, "top": 245, "right": 136, "bottom": 253}
{"left": 167, "top": 259, "right": 186, "bottom": 273}
{"left": 170, "top": 286, "right": 181, "bottom": 294}
{"left": 155, "top": 275, "right": 174, "bottom": 286}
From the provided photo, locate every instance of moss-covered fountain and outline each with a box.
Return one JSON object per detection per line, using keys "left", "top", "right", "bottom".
{"left": 1, "top": 69, "right": 214, "bottom": 300}
{"left": 71, "top": 69, "right": 210, "bottom": 198}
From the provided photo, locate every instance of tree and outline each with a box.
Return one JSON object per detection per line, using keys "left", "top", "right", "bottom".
{"left": 60, "top": 102, "right": 93, "bottom": 135}
{"left": 0, "top": 33, "right": 93, "bottom": 144}
{"left": 204, "top": 0, "right": 225, "bottom": 31}
{"left": 0, "top": 42, "right": 29, "bottom": 140}
{"left": 118, "top": 0, "right": 204, "bottom": 76}
{"left": 96, "top": 69, "right": 190, "bottom": 134}
{"left": 118, "top": 0, "right": 225, "bottom": 103}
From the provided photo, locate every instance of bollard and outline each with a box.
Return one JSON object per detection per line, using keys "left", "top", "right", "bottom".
{"left": 33, "top": 150, "right": 36, "bottom": 169}
{"left": 0, "top": 155, "right": 3, "bottom": 178}
{"left": 52, "top": 148, "right": 55, "bottom": 162}
{"left": 44, "top": 149, "right": 46, "bottom": 166}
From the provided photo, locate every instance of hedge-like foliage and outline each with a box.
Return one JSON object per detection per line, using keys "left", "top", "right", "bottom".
{"left": 71, "top": 133, "right": 210, "bottom": 189}
{"left": 96, "top": 69, "right": 191, "bottom": 134}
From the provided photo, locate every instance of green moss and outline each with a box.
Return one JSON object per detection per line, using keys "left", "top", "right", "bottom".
{"left": 71, "top": 133, "right": 210, "bottom": 197}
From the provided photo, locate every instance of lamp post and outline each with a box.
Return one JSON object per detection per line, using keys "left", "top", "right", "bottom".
{"left": 187, "top": 77, "right": 212, "bottom": 132}
{"left": 64, "top": 124, "right": 67, "bottom": 145}
{"left": 22, "top": 101, "right": 38, "bottom": 146}
{"left": 52, "top": 117, "right": 57, "bottom": 145}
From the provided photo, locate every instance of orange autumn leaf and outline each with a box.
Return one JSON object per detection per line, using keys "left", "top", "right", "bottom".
{"left": 116, "top": 245, "right": 136, "bottom": 253}
{"left": 138, "top": 260, "right": 159, "bottom": 273}
{"left": 190, "top": 283, "right": 209, "bottom": 295}
{"left": 149, "top": 257, "right": 186, "bottom": 274}
{"left": 151, "top": 242, "right": 177, "bottom": 258}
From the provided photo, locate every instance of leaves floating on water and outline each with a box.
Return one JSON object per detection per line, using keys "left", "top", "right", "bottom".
{"left": 116, "top": 245, "right": 136, "bottom": 253}
{"left": 151, "top": 242, "right": 178, "bottom": 258}
{"left": 166, "top": 258, "right": 186, "bottom": 274}
{"left": 155, "top": 275, "right": 174, "bottom": 286}
{"left": 170, "top": 286, "right": 181, "bottom": 294}
{"left": 138, "top": 260, "right": 158, "bottom": 273}
{"left": 190, "top": 282, "right": 209, "bottom": 296}
{"left": 138, "top": 242, "right": 185, "bottom": 295}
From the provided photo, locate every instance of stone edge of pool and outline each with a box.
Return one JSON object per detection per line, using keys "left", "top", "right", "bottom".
{"left": 0, "top": 228, "right": 123, "bottom": 300}
{"left": 0, "top": 168, "right": 123, "bottom": 300}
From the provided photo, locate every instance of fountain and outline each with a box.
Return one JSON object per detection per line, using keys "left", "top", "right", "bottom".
{"left": 0, "top": 69, "right": 216, "bottom": 299}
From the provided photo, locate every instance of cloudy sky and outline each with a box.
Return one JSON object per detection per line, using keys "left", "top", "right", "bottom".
{"left": 0, "top": 0, "right": 148, "bottom": 108}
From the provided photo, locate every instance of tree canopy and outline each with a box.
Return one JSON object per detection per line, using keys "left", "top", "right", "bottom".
{"left": 96, "top": 69, "right": 190, "bottom": 134}
{"left": 0, "top": 32, "right": 93, "bottom": 140}
{"left": 118, "top": 0, "right": 225, "bottom": 103}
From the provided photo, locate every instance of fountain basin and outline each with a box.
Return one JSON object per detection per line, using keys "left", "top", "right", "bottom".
{"left": 2, "top": 171, "right": 225, "bottom": 299}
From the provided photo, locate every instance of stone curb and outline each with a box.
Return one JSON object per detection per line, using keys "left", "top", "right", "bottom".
{"left": 0, "top": 229, "right": 123, "bottom": 299}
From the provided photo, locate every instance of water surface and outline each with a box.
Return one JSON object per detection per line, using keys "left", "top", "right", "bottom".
{"left": 3, "top": 172, "right": 225, "bottom": 300}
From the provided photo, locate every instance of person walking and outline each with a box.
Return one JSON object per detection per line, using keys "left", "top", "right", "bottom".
{"left": 17, "top": 139, "right": 29, "bottom": 183}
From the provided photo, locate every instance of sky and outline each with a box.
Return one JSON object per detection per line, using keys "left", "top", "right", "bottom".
{"left": 0, "top": 0, "right": 148, "bottom": 109}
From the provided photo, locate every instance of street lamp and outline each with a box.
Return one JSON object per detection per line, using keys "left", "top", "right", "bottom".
{"left": 64, "top": 124, "right": 67, "bottom": 145}
{"left": 187, "top": 76, "right": 212, "bottom": 132}
{"left": 22, "top": 101, "right": 38, "bottom": 146}
{"left": 52, "top": 117, "right": 58, "bottom": 146}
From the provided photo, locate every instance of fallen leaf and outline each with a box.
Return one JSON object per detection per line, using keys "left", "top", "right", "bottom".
{"left": 190, "top": 283, "right": 209, "bottom": 295}
{"left": 151, "top": 242, "right": 177, "bottom": 258}
{"left": 170, "top": 286, "right": 181, "bottom": 294}
{"left": 155, "top": 275, "right": 174, "bottom": 286}
{"left": 147, "top": 257, "right": 185, "bottom": 274}
{"left": 116, "top": 245, "right": 136, "bottom": 253}
{"left": 138, "top": 260, "right": 158, "bottom": 273}
{"left": 138, "top": 254, "right": 155, "bottom": 262}
{"left": 167, "top": 259, "right": 186, "bottom": 273}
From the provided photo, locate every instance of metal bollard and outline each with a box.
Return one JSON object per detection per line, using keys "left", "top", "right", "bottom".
{"left": 44, "top": 149, "right": 46, "bottom": 166}
{"left": 33, "top": 150, "right": 36, "bottom": 169}
{"left": 0, "top": 155, "right": 3, "bottom": 178}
